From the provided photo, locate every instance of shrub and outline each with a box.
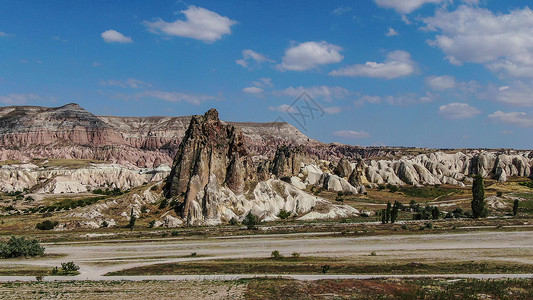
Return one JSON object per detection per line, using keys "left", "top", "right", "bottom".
{"left": 150, "top": 185, "right": 158, "bottom": 191}
{"left": 292, "top": 252, "right": 300, "bottom": 258}
{"left": 271, "top": 250, "right": 283, "bottom": 259}
{"left": 425, "top": 222, "right": 433, "bottom": 229}
{"left": 148, "top": 220, "right": 156, "bottom": 228}
{"left": 388, "top": 184, "right": 399, "bottom": 193}
{"left": 229, "top": 217, "right": 238, "bottom": 225}
{"left": 171, "top": 230, "right": 180, "bottom": 236}
{"left": 370, "top": 251, "right": 377, "bottom": 256}
{"left": 0, "top": 236, "right": 45, "bottom": 258}
{"left": 243, "top": 212, "right": 259, "bottom": 230}
{"left": 35, "top": 220, "right": 58, "bottom": 230}
{"left": 35, "top": 275, "right": 44, "bottom": 282}
{"left": 278, "top": 209, "right": 291, "bottom": 219}
{"left": 401, "top": 224, "right": 408, "bottom": 230}
{"left": 191, "top": 252, "right": 197, "bottom": 257}
{"left": 321, "top": 265, "right": 330, "bottom": 274}
{"left": 158, "top": 199, "right": 169, "bottom": 209}
{"left": 496, "top": 191, "right": 503, "bottom": 197}
{"left": 51, "top": 267, "right": 58, "bottom": 275}
{"left": 101, "top": 220, "right": 109, "bottom": 228}
{"left": 61, "top": 261, "right": 80, "bottom": 274}
{"left": 140, "top": 205, "right": 147, "bottom": 214}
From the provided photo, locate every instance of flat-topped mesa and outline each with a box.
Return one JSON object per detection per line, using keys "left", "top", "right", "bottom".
{"left": 164, "top": 108, "right": 253, "bottom": 223}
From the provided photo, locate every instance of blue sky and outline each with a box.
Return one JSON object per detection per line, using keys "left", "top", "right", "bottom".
{"left": 1, "top": 0, "right": 533, "bottom": 149}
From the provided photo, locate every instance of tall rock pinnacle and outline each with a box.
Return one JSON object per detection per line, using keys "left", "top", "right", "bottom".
{"left": 164, "top": 108, "right": 252, "bottom": 224}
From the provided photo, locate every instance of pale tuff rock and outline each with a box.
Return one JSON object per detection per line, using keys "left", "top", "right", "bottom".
{"left": 363, "top": 151, "right": 532, "bottom": 186}
{"left": 163, "top": 109, "right": 360, "bottom": 226}
{"left": 0, "top": 164, "right": 170, "bottom": 193}
{"left": 333, "top": 158, "right": 352, "bottom": 178}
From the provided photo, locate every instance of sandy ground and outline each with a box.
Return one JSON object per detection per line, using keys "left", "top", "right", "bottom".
{"left": 1, "top": 230, "right": 532, "bottom": 282}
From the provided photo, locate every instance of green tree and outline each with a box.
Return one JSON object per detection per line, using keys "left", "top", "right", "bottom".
{"left": 0, "top": 236, "right": 45, "bottom": 258}
{"left": 242, "top": 212, "right": 259, "bottom": 230}
{"left": 471, "top": 175, "right": 487, "bottom": 218}
{"left": 385, "top": 201, "right": 391, "bottom": 223}
{"left": 127, "top": 207, "right": 136, "bottom": 231}
{"left": 390, "top": 201, "right": 400, "bottom": 223}
{"left": 513, "top": 199, "right": 519, "bottom": 216}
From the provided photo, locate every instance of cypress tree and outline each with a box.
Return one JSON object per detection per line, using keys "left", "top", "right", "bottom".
{"left": 385, "top": 201, "right": 391, "bottom": 223}
{"left": 471, "top": 175, "right": 487, "bottom": 218}
{"left": 391, "top": 201, "right": 400, "bottom": 223}
{"left": 513, "top": 199, "right": 519, "bottom": 216}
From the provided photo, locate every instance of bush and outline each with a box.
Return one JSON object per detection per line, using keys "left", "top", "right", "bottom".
{"left": 150, "top": 185, "right": 158, "bottom": 191}
{"left": 35, "top": 220, "right": 58, "bottom": 230}
{"left": 321, "top": 265, "right": 330, "bottom": 274}
{"left": 140, "top": 205, "right": 147, "bottom": 214}
{"left": 370, "top": 251, "right": 377, "bottom": 256}
{"left": 191, "top": 252, "right": 197, "bottom": 257}
{"left": 425, "top": 222, "right": 433, "bottom": 229}
{"left": 278, "top": 209, "right": 291, "bottom": 219}
{"left": 496, "top": 191, "right": 503, "bottom": 197}
{"left": 159, "top": 199, "right": 169, "bottom": 209}
{"left": 171, "top": 230, "right": 180, "bottom": 236}
{"left": 243, "top": 212, "right": 259, "bottom": 230}
{"left": 271, "top": 250, "right": 283, "bottom": 259}
{"left": 0, "top": 236, "right": 45, "bottom": 258}
{"left": 101, "top": 220, "right": 109, "bottom": 228}
{"left": 148, "top": 220, "right": 156, "bottom": 228}
{"left": 387, "top": 184, "right": 399, "bottom": 193}
{"left": 292, "top": 252, "right": 300, "bottom": 258}
{"left": 229, "top": 217, "right": 238, "bottom": 225}
{"left": 61, "top": 261, "right": 80, "bottom": 274}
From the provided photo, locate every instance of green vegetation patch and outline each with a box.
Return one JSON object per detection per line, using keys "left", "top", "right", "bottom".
{"left": 106, "top": 257, "right": 533, "bottom": 276}
{"left": 245, "top": 278, "right": 533, "bottom": 300}
{"left": 0, "top": 236, "right": 44, "bottom": 258}
{"left": 518, "top": 181, "right": 533, "bottom": 189}
{"left": 399, "top": 186, "right": 458, "bottom": 199}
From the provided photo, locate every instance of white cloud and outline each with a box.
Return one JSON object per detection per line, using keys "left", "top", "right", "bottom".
{"left": 251, "top": 78, "right": 273, "bottom": 88}
{"left": 332, "top": 6, "right": 352, "bottom": 15}
{"left": 0, "top": 93, "right": 40, "bottom": 105}
{"left": 375, "top": 0, "right": 445, "bottom": 14}
{"left": 101, "top": 30, "right": 133, "bottom": 43}
{"left": 137, "top": 90, "right": 219, "bottom": 105}
{"left": 324, "top": 106, "right": 342, "bottom": 114}
{"left": 236, "top": 50, "right": 274, "bottom": 68}
{"left": 0, "top": 32, "right": 10, "bottom": 37}
{"left": 144, "top": 6, "right": 236, "bottom": 43}
{"left": 274, "top": 86, "right": 350, "bottom": 101}
{"left": 333, "top": 130, "right": 371, "bottom": 138}
{"left": 438, "top": 103, "right": 481, "bottom": 119}
{"left": 385, "top": 28, "right": 398, "bottom": 37}
{"left": 489, "top": 82, "right": 533, "bottom": 107}
{"left": 355, "top": 92, "right": 437, "bottom": 106}
{"left": 243, "top": 86, "right": 263, "bottom": 94}
{"left": 279, "top": 41, "right": 343, "bottom": 71}
{"left": 92, "top": 62, "right": 101, "bottom": 67}
{"left": 423, "top": 6, "right": 533, "bottom": 77}
{"left": 269, "top": 104, "right": 297, "bottom": 113}
{"left": 488, "top": 111, "right": 533, "bottom": 127}
{"left": 100, "top": 78, "right": 151, "bottom": 89}
{"left": 329, "top": 50, "right": 416, "bottom": 79}
{"left": 426, "top": 75, "right": 456, "bottom": 90}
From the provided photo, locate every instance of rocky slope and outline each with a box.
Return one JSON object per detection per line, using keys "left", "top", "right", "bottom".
{"left": 0, "top": 104, "right": 316, "bottom": 168}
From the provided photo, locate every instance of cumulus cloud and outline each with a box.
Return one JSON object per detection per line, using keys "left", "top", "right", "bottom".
{"left": 0, "top": 93, "right": 40, "bottom": 105}
{"left": 100, "top": 78, "right": 151, "bottom": 89}
{"left": 375, "top": 0, "right": 445, "bottom": 14}
{"left": 488, "top": 111, "right": 533, "bottom": 127}
{"left": 243, "top": 86, "right": 263, "bottom": 94}
{"left": 323, "top": 106, "right": 342, "bottom": 114}
{"left": 355, "top": 92, "right": 437, "bottom": 106}
{"left": 489, "top": 83, "right": 533, "bottom": 107}
{"left": 101, "top": 30, "right": 133, "bottom": 43}
{"left": 329, "top": 50, "right": 416, "bottom": 79}
{"left": 385, "top": 28, "right": 398, "bottom": 37}
{"left": 144, "top": 6, "right": 236, "bottom": 43}
{"left": 236, "top": 50, "right": 274, "bottom": 68}
{"left": 0, "top": 31, "right": 10, "bottom": 37}
{"left": 251, "top": 78, "right": 273, "bottom": 88}
{"left": 274, "top": 86, "right": 350, "bottom": 101}
{"left": 137, "top": 90, "right": 219, "bottom": 105}
{"left": 332, "top": 6, "right": 352, "bottom": 15}
{"left": 333, "top": 130, "right": 371, "bottom": 138}
{"left": 269, "top": 104, "right": 297, "bottom": 113}
{"left": 279, "top": 41, "right": 343, "bottom": 71}
{"left": 426, "top": 75, "right": 456, "bottom": 90}
{"left": 423, "top": 6, "right": 533, "bottom": 77}
{"left": 438, "top": 103, "right": 481, "bottom": 119}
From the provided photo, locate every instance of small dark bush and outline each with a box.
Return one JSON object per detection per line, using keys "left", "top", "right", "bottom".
{"left": 229, "top": 217, "right": 238, "bottom": 225}
{"left": 159, "top": 199, "right": 169, "bottom": 209}
{"left": 101, "top": 220, "right": 109, "bottom": 228}
{"left": 278, "top": 209, "right": 291, "bottom": 219}
{"left": 271, "top": 250, "right": 283, "bottom": 259}
{"left": 243, "top": 212, "right": 259, "bottom": 230}
{"left": 171, "top": 230, "right": 180, "bottom": 236}
{"left": 148, "top": 220, "right": 156, "bottom": 228}
{"left": 61, "top": 261, "right": 80, "bottom": 274}
{"left": 35, "top": 220, "right": 58, "bottom": 230}
{"left": 321, "top": 265, "right": 330, "bottom": 274}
